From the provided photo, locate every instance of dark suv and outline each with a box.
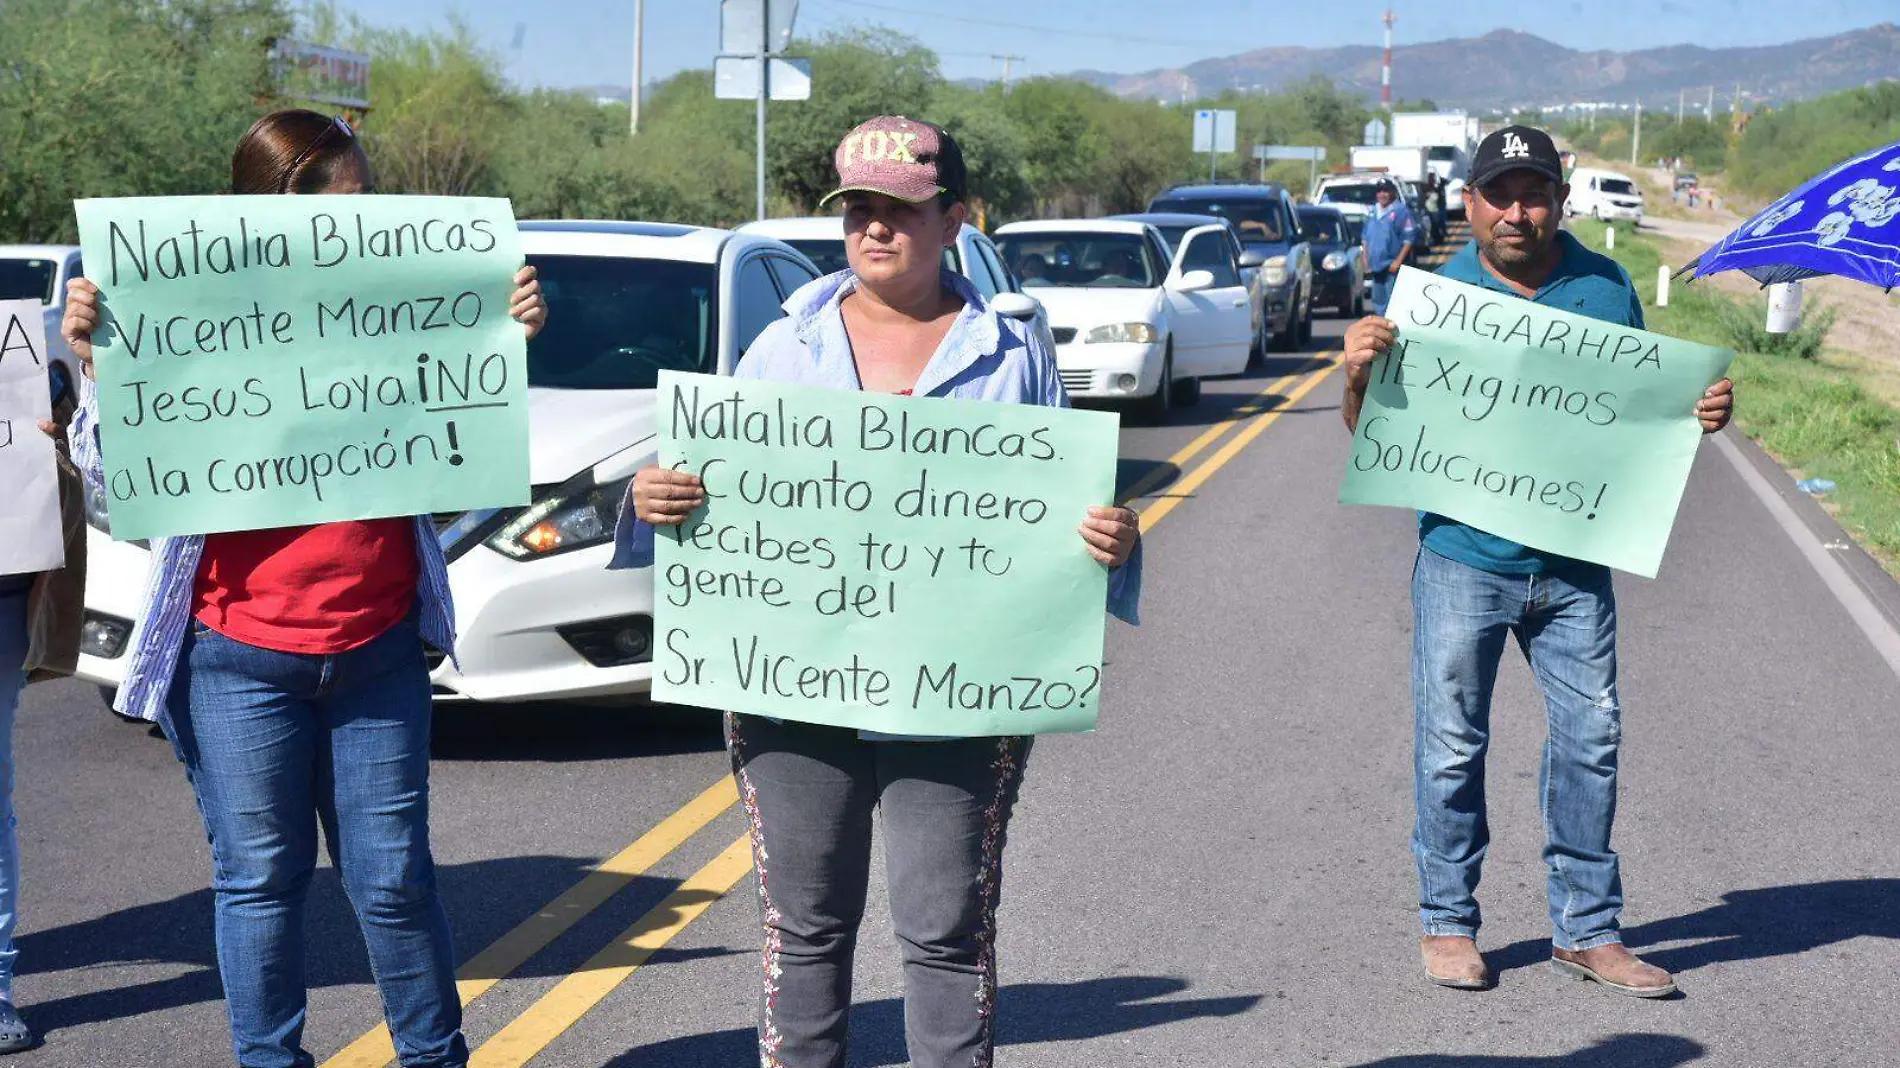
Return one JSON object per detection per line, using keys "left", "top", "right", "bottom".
{"left": 1146, "top": 183, "right": 1314, "bottom": 349}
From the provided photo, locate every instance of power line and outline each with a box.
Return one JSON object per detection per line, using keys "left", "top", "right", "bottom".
{"left": 816, "top": 0, "right": 1233, "bottom": 49}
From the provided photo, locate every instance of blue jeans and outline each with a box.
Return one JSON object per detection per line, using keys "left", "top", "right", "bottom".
{"left": 1369, "top": 270, "right": 1396, "bottom": 315}
{"left": 165, "top": 615, "right": 465, "bottom": 1068}
{"left": 1410, "top": 546, "right": 1625, "bottom": 952}
{"left": 0, "top": 592, "right": 26, "bottom": 1002}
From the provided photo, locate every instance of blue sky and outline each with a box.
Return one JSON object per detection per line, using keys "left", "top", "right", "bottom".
{"left": 330, "top": 0, "right": 1897, "bottom": 90}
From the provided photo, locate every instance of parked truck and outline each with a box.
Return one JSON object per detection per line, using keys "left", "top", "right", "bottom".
{"left": 1347, "top": 144, "right": 1428, "bottom": 184}
{"left": 1392, "top": 111, "right": 1475, "bottom": 219}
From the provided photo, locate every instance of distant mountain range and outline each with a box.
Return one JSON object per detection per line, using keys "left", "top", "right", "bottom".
{"left": 1069, "top": 23, "right": 1900, "bottom": 111}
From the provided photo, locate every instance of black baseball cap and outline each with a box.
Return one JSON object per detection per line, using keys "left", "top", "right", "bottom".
{"left": 1468, "top": 125, "right": 1565, "bottom": 190}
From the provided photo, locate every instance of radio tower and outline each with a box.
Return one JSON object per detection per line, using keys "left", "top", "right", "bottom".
{"left": 1381, "top": 9, "right": 1395, "bottom": 107}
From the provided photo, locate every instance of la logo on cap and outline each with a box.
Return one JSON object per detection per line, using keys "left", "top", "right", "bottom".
{"left": 1501, "top": 132, "right": 1531, "bottom": 159}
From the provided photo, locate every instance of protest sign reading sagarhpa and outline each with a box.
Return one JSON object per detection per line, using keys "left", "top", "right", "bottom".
{"left": 1339, "top": 265, "right": 1733, "bottom": 577}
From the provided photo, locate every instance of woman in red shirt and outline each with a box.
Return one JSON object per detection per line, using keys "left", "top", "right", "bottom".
{"left": 62, "top": 110, "right": 546, "bottom": 1068}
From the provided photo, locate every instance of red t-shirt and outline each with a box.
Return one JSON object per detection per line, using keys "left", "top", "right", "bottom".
{"left": 194, "top": 520, "right": 421, "bottom": 654}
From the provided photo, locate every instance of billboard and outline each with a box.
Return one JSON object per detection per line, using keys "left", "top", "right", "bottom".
{"left": 272, "top": 38, "right": 371, "bottom": 111}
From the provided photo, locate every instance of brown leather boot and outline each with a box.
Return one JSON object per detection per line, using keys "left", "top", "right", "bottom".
{"left": 1420, "top": 935, "right": 1492, "bottom": 990}
{"left": 1550, "top": 943, "right": 1678, "bottom": 998}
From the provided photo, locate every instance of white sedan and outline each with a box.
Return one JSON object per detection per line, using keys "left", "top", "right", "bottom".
{"left": 75, "top": 220, "right": 824, "bottom": 707}
{"left": 993, "top": 218, "right": 1252, "bottom": 419}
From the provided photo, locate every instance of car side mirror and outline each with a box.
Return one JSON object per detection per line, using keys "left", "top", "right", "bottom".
{"left": 990, "top": 292, "right": 1041, "bottom": 321}
{"left": 1237, "top": 249, "right": 1267, "bottom": 268}
{"left": 1171, "top": 269, "right": 1216, "bottom": 293}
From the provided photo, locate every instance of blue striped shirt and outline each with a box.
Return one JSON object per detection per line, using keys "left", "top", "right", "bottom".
{"left": 610, "top": 268, "right": 1143, "bottom": 625}
{"left": 72, "top": 374, "right": 459, "bottom": 722}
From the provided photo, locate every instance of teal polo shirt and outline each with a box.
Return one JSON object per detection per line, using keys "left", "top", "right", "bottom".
{"left": 1419, "top": 232, "right": 1646, "bottom": 576}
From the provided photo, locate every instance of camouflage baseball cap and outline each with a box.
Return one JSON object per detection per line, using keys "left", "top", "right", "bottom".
{"left": 819, "top": 115, "right": 967, "bottom": 207}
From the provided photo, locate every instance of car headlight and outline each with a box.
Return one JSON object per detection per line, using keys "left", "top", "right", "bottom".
{"left": 1262, "top": 256, "right": 1289, "bottom": 287}
{"left": 487, "top": 474, "right": 633, "bottom": 559}
{"left": 1085, "top": 322, "right": 1159, "bottom": 344}
{"left": 1322, "top": 251, "right": 1349, "bottom": 272}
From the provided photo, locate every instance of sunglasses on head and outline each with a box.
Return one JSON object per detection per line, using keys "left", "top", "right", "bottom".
{"left": 277, "top": 115, "right": 356, "bottom": 193}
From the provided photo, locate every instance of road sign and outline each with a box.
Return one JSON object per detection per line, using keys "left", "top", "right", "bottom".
{"left": 1194, "top": 109, "right": 1237, "bottom": 154}
{"left": 270, "top": 38, "right": 371, "bottom": 111}
{"left": 714, "top": 55, "right": 812, "bottom": 100}
{"left": 721, "top": 0, "right": 799, "bottom": 55}
{"left": 1363, "top": 118, "right": 1389, "bottom": 146}
{"left": 1254, "top": 145, "right": 1327, "bottom": 161}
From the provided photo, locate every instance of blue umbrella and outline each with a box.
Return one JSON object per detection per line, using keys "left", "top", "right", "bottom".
{"left": 1680, "top": 138, "right": 1900, "bottom": 292}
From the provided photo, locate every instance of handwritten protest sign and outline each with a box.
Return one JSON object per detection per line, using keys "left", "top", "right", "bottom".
{"left": 0, "top": 300, "right": 64, "bottom": 575}
{"left": 651, "top": 371, "right": 1120, "bottom": 736}
{"left": 1339, "top": 266, "right": 1732, "bottom": 577}
{"left": 74, "top": 195, "right": 530, "bottom": 541}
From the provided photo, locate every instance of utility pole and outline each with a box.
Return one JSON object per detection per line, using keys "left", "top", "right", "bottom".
{"left": 992, "top": 53, "right": 1025, "bottom": 90}
{"left": 757, "top": 0, "right": 770, "bottom": 219}
{"left": 1631, "top": 99, "right": 1642, "bottom": 166}
{"left": 630, "top": 0, "right": 644, "bottom": 134}
{"left": 1677, "top": 87, "right": 1684, "bottom": 125}
{"left": 1706, "top": 85, "right": 1715, "bottom": 121}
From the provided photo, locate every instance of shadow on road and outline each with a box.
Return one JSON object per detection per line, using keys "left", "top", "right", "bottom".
{"left": 1484, "top": 879, "right": 1900, "bottom": 978}
{"left": 430, "top": 701, "right": 725, "bottom": 762}
{"left": 1345, "top": 1034, "right": 1705, "bottom": 1068}
{"left": 18, "top": 852, "right": 742, "bottom": 1036}
{"left": 604, "top": 975, "right": 1262, "bottom": 1067}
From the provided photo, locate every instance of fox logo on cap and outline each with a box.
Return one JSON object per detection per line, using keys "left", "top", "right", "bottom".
{"left": 839, "top": 129, "right": 920, "bottom": 167}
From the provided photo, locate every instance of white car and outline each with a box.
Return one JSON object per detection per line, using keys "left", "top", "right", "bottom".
{"left": 0, "top": 244, "right": 85, "bottom": 407}
{"left": 1566, "top": 167, "right": 1645, "bottom": 225}
{"left": 993, "top": 218, "right": 1252, "bottom": 419}
{"left": 736, "top": 216, "right": 1055, "bottom": 350}
{"left": 74, "top": 220, "right": 825, "bottom": 707}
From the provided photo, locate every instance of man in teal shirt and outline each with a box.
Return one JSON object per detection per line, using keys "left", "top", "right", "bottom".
{"left": 1340, "top": 126, "right": 1735, "bottom": 997}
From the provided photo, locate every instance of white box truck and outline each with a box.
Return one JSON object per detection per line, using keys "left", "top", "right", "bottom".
{"left": 1348, "top": 144, "right": 1428, "bottom": 184}
{"left": 1392, "top": 111, "right": 1475, "bottom": 219}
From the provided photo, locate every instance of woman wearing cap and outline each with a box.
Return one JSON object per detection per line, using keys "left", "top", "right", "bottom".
{"left": 622, "top": 116, "right": 1141, "bottom": 1067}
{"left": 60, "top": 109, "right": 547, "bottom": 1068}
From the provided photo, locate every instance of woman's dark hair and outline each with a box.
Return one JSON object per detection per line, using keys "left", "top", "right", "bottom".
{"left": 231, "top": 109, "right": 363, "bottom": 195}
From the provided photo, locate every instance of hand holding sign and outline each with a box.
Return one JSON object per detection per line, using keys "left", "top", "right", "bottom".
{"left": 1338, "top": 266, "right": 1733, "bottom": 577}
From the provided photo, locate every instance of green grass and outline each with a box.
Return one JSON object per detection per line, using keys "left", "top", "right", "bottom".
{"left": 1571, "top": 219, "right": 1900, "bottom": 571}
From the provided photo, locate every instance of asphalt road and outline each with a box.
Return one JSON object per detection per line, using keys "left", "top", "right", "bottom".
{"left": 9, "top": 254, "right": 1900, "bottom": 1067}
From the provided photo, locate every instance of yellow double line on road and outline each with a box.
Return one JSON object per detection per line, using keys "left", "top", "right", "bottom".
{"left": 321, "top": 354, "right": 1339, "bottom": 1068}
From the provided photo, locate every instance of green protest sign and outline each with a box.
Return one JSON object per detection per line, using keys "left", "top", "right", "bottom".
{"left": 1339, "top": 265, "right": 1732, "bottom": 577}
{"left": 74, "top": 195, "right": 529, "bottom": 541}
{"left": 651, "top": 371, "right": 1120, "bottom": 736}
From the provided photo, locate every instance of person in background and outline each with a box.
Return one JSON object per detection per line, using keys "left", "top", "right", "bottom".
{"left": 1361, "top": 181, "right": 1418, "bottom": 315}
{"left": 60, "top": 109, "right": 547, "bottom": 1068}
{"left": 0, "top": 392, "right": 87, "bottom": 1055}
{"left": 620, "top": 115, "right": 1141, "bottom": 1068}
{"left": 1340, "top": 124, "right": 1733, "bottom": 998}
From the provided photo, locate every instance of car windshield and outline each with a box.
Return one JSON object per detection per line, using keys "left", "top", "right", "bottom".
{"left": 1319, "top": 183, "right": 1381, "bottom": 206}
{"left": 0, "top": 258, "right": 57, "bottom": 304}
{"left": 525, "top": 254, "right": 716, "bottom": 390}
{"left": 1152, "top": 225, "right": 1201, "bottom": 253}
{"left": 1298, "top": 213, "right": 1347, "bottom": 244}
{"left": 784, "top": 238, "right": 849, "bottom": 275}
{"left": 1427, "top": 146, "right": 1458, "bottom": 162}
{"left": 1600, "top": 179, "right": 1638, "bottom": 196}
{"left": 995, "top": 233, "right": 1159, "bottom": 289}
{"left": 1341, "top": 216, "right": 1364, "bottom": 243}
{"left": 1149, "top": 197, "right": 1285, "bottom": 246}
